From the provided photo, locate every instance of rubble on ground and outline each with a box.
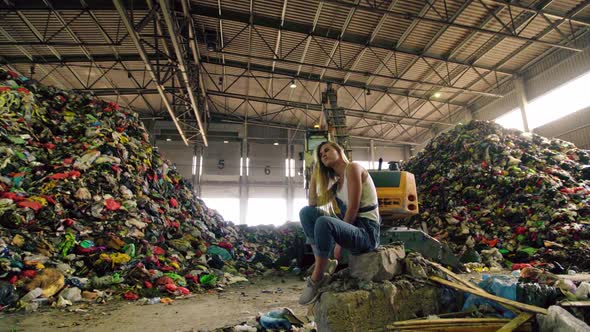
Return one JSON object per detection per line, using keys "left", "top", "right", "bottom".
{"left": 313, "top": 248, "right": 590, "bottom": 332}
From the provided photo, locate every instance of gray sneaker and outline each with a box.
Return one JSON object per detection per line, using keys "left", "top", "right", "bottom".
{"left": 298, "top": 274, "right": 329, "bottom": 305}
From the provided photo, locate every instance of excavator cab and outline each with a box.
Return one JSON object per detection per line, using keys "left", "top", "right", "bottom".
{"left": 368, "top": 162, "right": 419, "bottom": 227}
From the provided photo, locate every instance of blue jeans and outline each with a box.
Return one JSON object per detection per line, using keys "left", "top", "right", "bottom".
{"left": 299, "top": 206, "right": 380, "bottom": 258}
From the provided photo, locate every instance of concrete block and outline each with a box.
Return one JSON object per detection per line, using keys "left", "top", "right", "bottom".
{"left": 348, "top": 244, "right": 405, "bottom": 282}
{"left": 315, "top": 279, "right": 458, "bottom": 332}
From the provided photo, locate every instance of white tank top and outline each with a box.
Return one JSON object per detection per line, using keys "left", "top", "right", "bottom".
{"left": 336, "top": 163, "right": 380, "bottom": 223}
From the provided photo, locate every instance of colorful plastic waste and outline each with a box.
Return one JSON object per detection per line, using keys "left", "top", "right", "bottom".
{"left": 258, "top": 307, "right": 304, "bottom": 330}
{"left": 405, "top": 121, "right": 590, "bottom": 270}
{"left": 0, "top": 69, "right": 305, "bottom": 311}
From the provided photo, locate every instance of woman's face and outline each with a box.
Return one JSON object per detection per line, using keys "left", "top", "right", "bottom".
{"left": 319, "top": 144, "right": 340, "bottom": 167}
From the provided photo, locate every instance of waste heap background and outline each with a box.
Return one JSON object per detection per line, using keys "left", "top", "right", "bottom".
{"left": 0, "top": 69, "right": 304, "bottom": 309}
{"left": 405, "top": 121, "right": 590, "bottom": 271}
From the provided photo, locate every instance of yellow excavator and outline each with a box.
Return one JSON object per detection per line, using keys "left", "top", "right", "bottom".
{"left": 303, "top": 129, "right": 419, "bottom": 221}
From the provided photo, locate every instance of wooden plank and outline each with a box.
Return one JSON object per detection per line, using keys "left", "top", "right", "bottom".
{"left": 392, "top": 318, "right": 512, "bottom": 326}
{"left": 497, "top": 313, "right": 535, "bottom": 332}
{"left": 560, "top": 301, "right": 590, "bottom": 307}
{"left": 427, "top": 261, "right": 522, "bottom": 315}
{"left": 393, "top": 324, "right": 531, "bottom": 332}
{"left": 429, "top": 276, "right": 549, "bottom": 315}
{"left": 428, "top": 261, "right": 480, "bottom": 291}
{"left": 411, "top": 308, "right": 477, "bottom": 320}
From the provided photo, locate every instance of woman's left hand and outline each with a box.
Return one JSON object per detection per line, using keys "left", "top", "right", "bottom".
{"left": 334, "top": 244, "right": 342, "bottom": 260}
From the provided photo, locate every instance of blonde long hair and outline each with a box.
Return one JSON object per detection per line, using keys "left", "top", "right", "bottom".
{"left": 313, "top": 141, "right": 350, "bottom": 209}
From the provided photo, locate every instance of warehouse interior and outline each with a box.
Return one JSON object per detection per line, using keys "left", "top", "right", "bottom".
{"left": 0, "top": 0, "right": 590, "bottom": 331}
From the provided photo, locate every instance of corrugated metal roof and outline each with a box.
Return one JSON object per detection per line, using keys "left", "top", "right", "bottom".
{"left": 0, "top": 0, "right": 588, "bottom": 145}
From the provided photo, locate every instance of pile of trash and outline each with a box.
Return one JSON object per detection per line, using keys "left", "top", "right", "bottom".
{"left": 238, "top": 223, "right": 306, "bottom": 271}
{"left": 0, "top": 69, "right": 304, "bottom": 311}
{"left": 404, "top": 121, "right": 590, "bottom": 271}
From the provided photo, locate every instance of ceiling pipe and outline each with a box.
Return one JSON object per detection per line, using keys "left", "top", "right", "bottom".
{"left": 180, "top": 0, "right": 211, "bottom": 120}
{"left": 113, "top": 0, "right": 190, "bottom": 145}
{"left": 158, "top": 0, "right": 208, "bottom": 146}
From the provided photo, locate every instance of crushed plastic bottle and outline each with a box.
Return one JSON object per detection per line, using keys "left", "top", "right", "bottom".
{"left": 147, "top": 297, "right": 161, "bottom": 305}
{"left": 20, "top": 288, "right": 43, "bottom": 302}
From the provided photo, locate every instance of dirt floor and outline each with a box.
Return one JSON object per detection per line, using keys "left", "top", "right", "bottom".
{"left": 0, "top": 274, "right": 309, "bottom": 332}
{"left": 1, "top": 271, "right": 589, "bottom": 332}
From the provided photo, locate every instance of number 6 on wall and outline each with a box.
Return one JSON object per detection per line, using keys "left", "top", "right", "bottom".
{"left": 264, "top": 166, "right": 271, "bottom": 175}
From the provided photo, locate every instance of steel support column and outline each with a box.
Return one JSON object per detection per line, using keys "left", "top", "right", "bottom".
{"left": 514, "top": 77, "right": 530, "bottom": 132}
{"left": 286, "top": 128, "right": 294, "bottom": 221}
{"left": 239, "top": 128, "right": 248, "bottom": 225}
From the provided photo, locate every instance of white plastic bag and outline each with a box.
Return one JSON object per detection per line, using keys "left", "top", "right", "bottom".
{"left": 537, "top": 306, "right": 590, "bottom": 332}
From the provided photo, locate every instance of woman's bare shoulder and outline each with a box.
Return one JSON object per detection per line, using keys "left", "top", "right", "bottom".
{"left": 347, "top": 162, "right": 366, "bottom": 175}
{"left": 348, "top": 161, "right": 366, "bottom": 170}
{"left": 348, "top": 162, "right": 368, "bottom": 181}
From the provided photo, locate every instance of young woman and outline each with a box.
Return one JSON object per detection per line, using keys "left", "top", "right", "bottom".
{"left": 298, "top": 141, "right": 380, "bottom": 305}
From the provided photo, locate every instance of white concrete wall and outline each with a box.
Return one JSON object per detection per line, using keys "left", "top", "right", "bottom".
{"left": 534, "top": 106, "right": 590, "bottom": 149}
{"left": 153, "top": 132, "right": 407, "bottom": 224}
{"left": 154, "top": 140, "right": 195, "bottom": 186}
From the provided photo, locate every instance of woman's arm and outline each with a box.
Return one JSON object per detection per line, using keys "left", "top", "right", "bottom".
{"left": 343, "top": 163, "right": 363, "bottom": 223}
{"left": 308, "top": 167, "right": 318, "bottom": 206}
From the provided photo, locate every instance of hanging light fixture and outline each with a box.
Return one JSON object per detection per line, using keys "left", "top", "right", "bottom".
{"left": 289, "top": 80, "right": 297, "bottom": 89}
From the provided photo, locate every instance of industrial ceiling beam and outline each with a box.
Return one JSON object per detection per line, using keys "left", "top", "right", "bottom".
{"left": 1, "top": 53, "right": 470, "bottom": 107}
{"left": 217, "top": 50, "right": 502, "bottom": 98}
{"left": 361, "top": 1, "right": 493, "bottom": 139}
{"left": 211, "top": 113, "right": 418, "bottom": 146}
{"left": 350, "top": 0, "right": 474, "bottom": 115}
{"left": 387, "top": 0, "right": 563, "bottom": 142}
{"left": 13, "top": 0, "right": 585, "bottom": 29}
{"left": 341, "top": 0, "right": 400, "bottom": 85}
{"left": 182, "top": 0, "right": 210, "bottom": 121}
{"left": 202, "top": 57, "right": 465, "bottom": 106}
{"left": 499, "top": 0, "right": 590, "bottom": 72}
{"left": 216, "top": 0, "right": 227, "bottom": 93}
{"left": 192, "top": 4, "right": 513, "bottom": 76}
{"left": 81, "top": 0, "right": 158, "bottom": 116}
{"left": 12, "top": 9, "right": 87, "bottom": 88}
{"left": 206, "top": 91, "right": 454, "bottom": 128}
{"left": 9, "top": 0, "right": 584, "bottom": 52}
{"left": 72, "top": 87, "right": 452, "bottom": 128}
{"left": 0, "top": 26, "right": 65, "bottom": 89}
{"left": 112, "top": 0, "right": 190, "bottom": 145}
{"left": 440, "top": 0, "right": 590, "bottom": 143}
{"left": 1, "top": 0, "right": 517, "bottom": 75}
{"left": 324, "top": 0, "right": 583, "bottom": 52}
{"left": 42, "top": 0, "right": 137, "bottom": 114}
{"left": 351, "top": 0, "right": 471, "bottom": 137}
{"left": 266, "top": 0, "right": 288, "bottom": 117}
{"left": 480, "top": 0, "right": 590, "bottom": 27}
{"left": 158, "top": 0, "right": 208, "bottom": 146}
